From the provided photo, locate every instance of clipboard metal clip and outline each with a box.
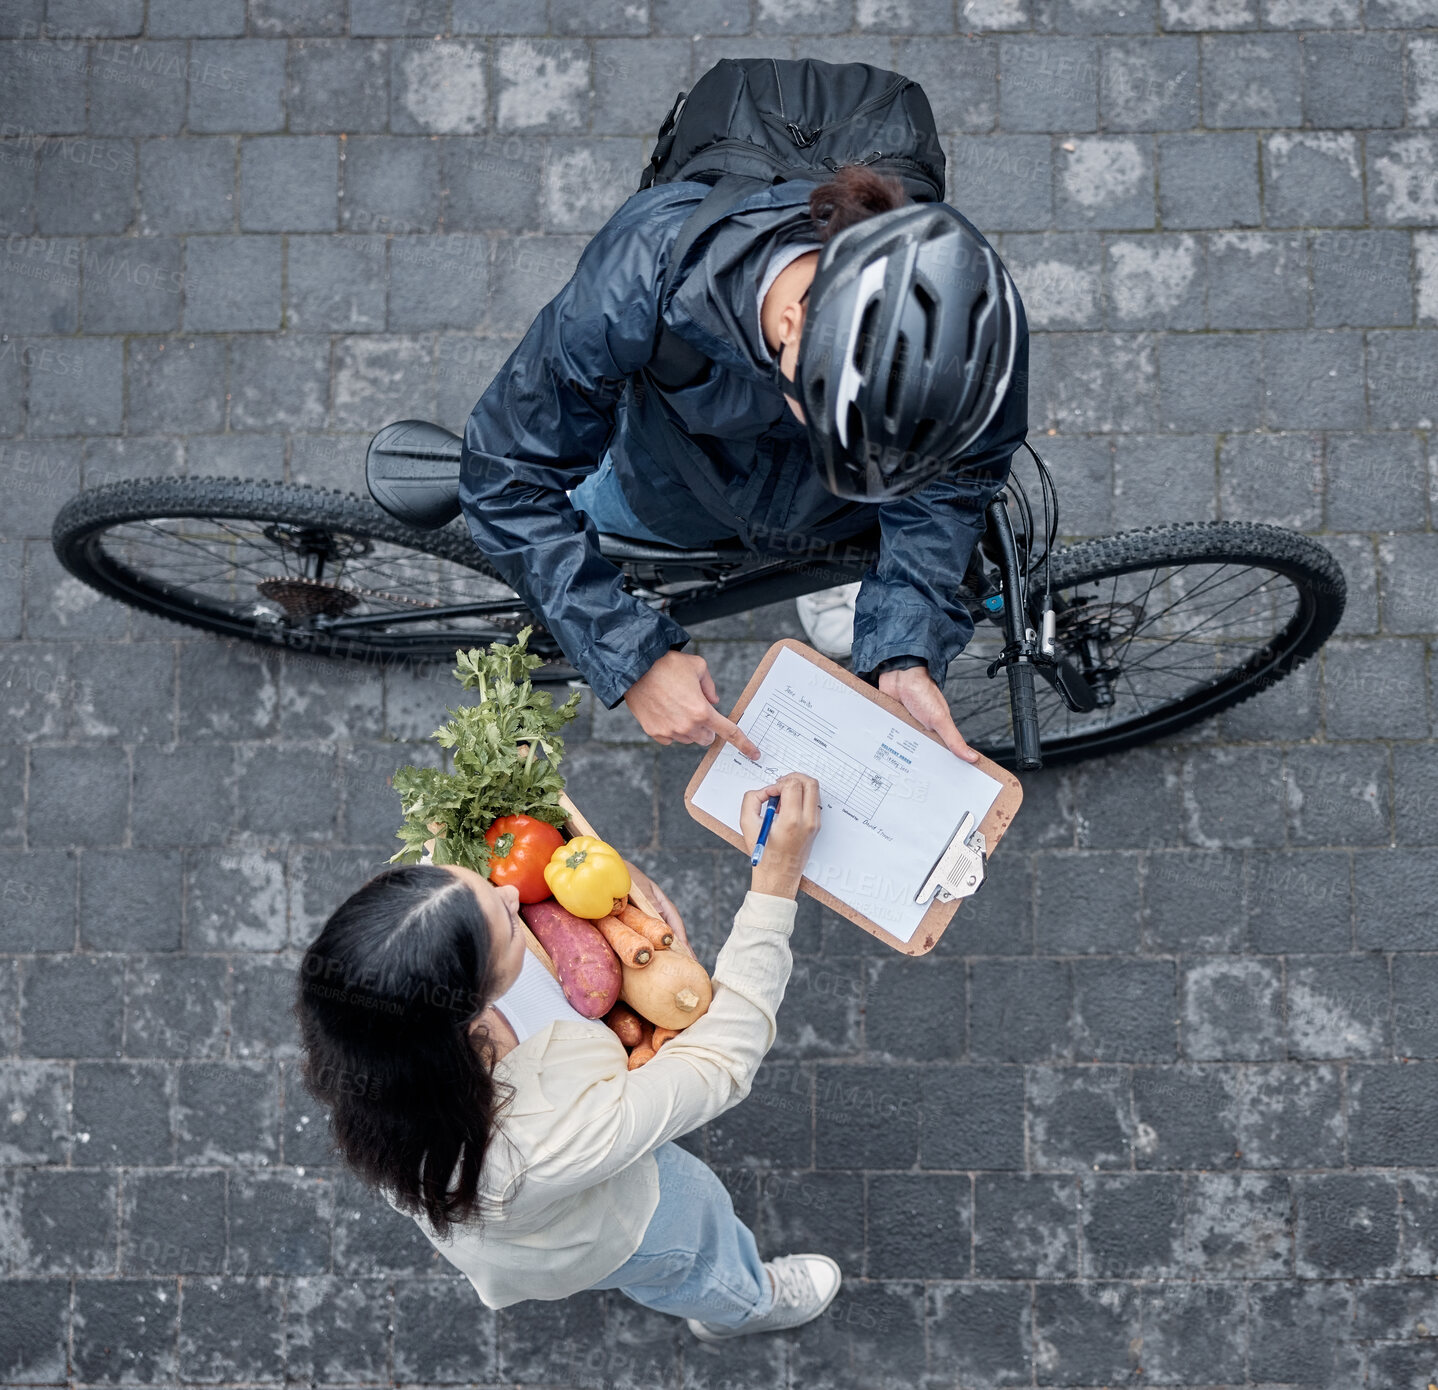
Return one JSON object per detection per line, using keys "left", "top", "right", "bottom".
{"left": 914, "top": 811, "right": 988, "bottom": 905}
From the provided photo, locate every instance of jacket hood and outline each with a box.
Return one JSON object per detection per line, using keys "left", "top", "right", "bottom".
{"left": 665, "top": 180, "right": 821, "bottom": 378}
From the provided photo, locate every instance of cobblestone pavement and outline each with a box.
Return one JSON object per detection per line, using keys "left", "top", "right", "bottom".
{"left": 2, "top": 0, "right": 1438, "bottom": 1387}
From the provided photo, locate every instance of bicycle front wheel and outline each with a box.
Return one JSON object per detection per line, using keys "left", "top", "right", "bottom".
{"left": 51, "top": 476, "right": 577, "bottom": 674}
{"left": 949, "top": 522, "right": 1346, "bottom": 768}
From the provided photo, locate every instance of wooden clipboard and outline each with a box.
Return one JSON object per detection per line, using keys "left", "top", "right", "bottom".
{"left": 682, "top": 639, "right": 1023, "bottom": 956}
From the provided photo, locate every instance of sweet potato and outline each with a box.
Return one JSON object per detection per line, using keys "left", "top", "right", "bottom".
{"left": 594, "top": 914, "right": 652, "bottom": 967}
{"left": 651, "top": 1026, "right": 679, "bottom": 1050}
{"left": 603, "top": 1001, "right": 645, "bottom": 1049}
{"left": 627, "top": 1021, "right": 656, "bottom": 1070}
{"left": 519, "top": 899, "right": 621, "bottom": 1018}
{"left": 617, "top": 901, "right": 673, "bottom": 951}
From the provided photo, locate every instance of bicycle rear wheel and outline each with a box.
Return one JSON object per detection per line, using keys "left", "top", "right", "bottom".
{"left": 51, "top": 476, "right": 577, "bottom": 674}
{"left": 949, "top": 522, "right": 1346, "bottom": 768}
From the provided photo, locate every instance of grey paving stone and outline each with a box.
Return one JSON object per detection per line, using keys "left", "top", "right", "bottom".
{"left": 890, "top": 37, "right": 997, "bottom": 134}
{"left": 176, "top": 1059, "right": 279, "bottom": 1166}
{"left": 1303, "top": 34, "right": 1404, "bottom": 130}
{"left": 390, "top": 37, "right": 489, "bottom": 136}
{"left": 1394, "top": 744, "right": 1438, "bottom": 845}
{"left": 543, "top": 137, "right": 646, "bottom": 235}
{"left": 121, "top": 1169, "right": 226, "bottom": 1274}
{"left": 1034, "top": 850, "right": 1141, "bottom": 952}
{"left": 79, "top": 235, "right": 181, "bottom": 333}
{"left": 249, "top": 0, "right": 347, "bottom": 34}
{"left": 16, "top": 1170, "right": 118, "bottom": 1275}
{"left": 1200, "top": 33, "right": 1302, "bottom": 127}
{"left": 1247, "top": 1283, "right": 1359, "bottom": 1385}
{"left": 439, "top": 135, "right": 543, "bottom": 232}
{"left": 486, "top": 232, "right": 586, "bottom": 332}
{"left": 998, "top": 38, "right": 1098, "bottom": 133}
{"left": 149, "top": 0, "right": 247, "bottom": 36}
{"left": 87, "top": 42, "right": 188, "bottom": 136}
{"left": 1182, "top": 956, "right": 1284, "bottom": 1060}
{"left": 287, "top": 38, "right": 389, "bottom": 133}
{"left": 1100, "top": 37, "right": 1198, "bottom": 131}
{"left": 494, "top": 39, "right": 590, "bottom": 134}
{"left": 1246, "top": 849, "right": 1352, "bottom": 952}
{"left": 1145, "top": 849, "right": 1246, "bottom": 952}
{"left": 124, "top": 955, "right": 229, "bottom": 1058}
{"left": 20, "top": 954, "right": 125, "bottom": 1059}
{"left": 1041, "top": 0, "right": 1156, "bottom": 30}
{"left": 0, "top": 1060, "right": 71, "bottom": 1164}
{"left": 1402, "top": 1175, "right": 1438, "bottom": 1275}
{"left": 1284, "top": 743, "right": 1392, "bottom": 848}
{"left": 176, "top": 1277, "right": 285, "bottom": 1383}
{"left": 1140, "top": 1281, "right": 1246, "bottom": 1384}
{"left": 1262, "top": 332, "right": 1366, "bottom": 432}
{"left": 1313, "top": 229, "right": 1413, "bottom": 328}
{"left": 73, "top": 1061, "right": 172, "bottom": 1166}
{"left": 1286, "top": 952, "right": 1391, "bottom": 1060}
{"left": 0, "top": 238, "right": 81, "bottom": 332}
{"left": 1263, "top": 131, "right": 1364, "bottom": 228}
{"left": 1157, "top": 130, "right": 1258, "bottom": 230}
{"left": 1054, "top": 134, "right": 1153, "bottom": 229}
{"left": 960, "top": 0, "right": 1035, "bottom": 26}
{"left": 925, "top": 1283, "right": 1031, "bottom": 1390}
{"left": 1368, "top": 133, "right": 1438, "bottom": 228}
{"left": 34, "top": 138, "right": 136, "bottom": 235}
{"left": 707, "top": 1058, "right": 813, "bottom": 1167}
{"left": 1030, "top": 1279, "right": 1140, "bottom": 1380}
{"left": 239, "top": 135, "right": 337, "bottom": 232}
{"left": 452, "top": 0, "right": 549, "bottom": 30}
{"left": 973, "top": 1174, "right": 1078, "bottom": 1276}
{"left": 138, "top": 137, "right": 236, "bottom": 234}
{"left": 1378, "top": 532, "right": 1438, "bottom": 634}
{"left": 969, "top": 959, "right": 1071, "bottom": 1061}
{"left": 49, "top": 0, "right": 144, "bottom": 32}
{"left": 228, "top": 1171, "right": 330, "bottom": 1273}
{"left": 126, "top": 335, "right": 227, "bottom": 435}
{"left": 1073, "top": 748, "right": 1184, "bottom": 849}
{"left": 71, "top": 1278, "right": 178, "bottom": 1384}
{"left": 28, "top": 742, "right": 130, "bottom": 846}
{"left": 183, "top": 233, "right": 281, "bottom": 332}
{"left": 0, "top": 42, "right": 88, "bottom": 134}
{"left": 285, "top": 235, "right": 385, "bottom": 332}
{"left": 331, "top": 333, "right": 435, "bottom": 431}
{"left": 1296, "top": 1171, "right": 1402, "bottom": 1276}
{"left": 1219, "top": 431, "right": 1323, "bottom": 530}
{"left": 1033, "top": 331, "right": 1156, "bottom": 431}
{"left": 1132, "top": 1064, "right": 1241, "bottom": 1169}
{"left": 1325, "top": 638, "right": 1429, "bottom": 740}
{"left": 917, "top": 1065, "right": 1024, "bottom": 1170}
{"left": 1181, "top": 1171, "right": 1291, "bottom": 1275}
{"left": 393, "top": 1275, "right": 498, "bottom": 1383}
{"left": 1207, "top": 231, "right": 1308, "bottom": 330}
{"left": 0, "top": 643, "right": 71, "bottom": 741}
{"left": 330, "top": 1170, "right": 442, "bottom": 1274}
{"left": 0, "top": 849, "right": 77, "bottom": 950}
{"left": 1354, "top": 849, "right": 1438, "bottom": 951}
{"left": 341, "top": 136, "right": 440, "bottom": 234}
{"left": 864, "top": 957, "right": 964, "bottom": 1061}
{"left": 1104, "top": 233, "right": 1203, "bottom": 331}
{"left": 389, "top": 235, "right": 488, "bottom": 331}
{"left": 1110, "top": 432, "right": 1216, "bottom": 528}
{"left": 1260, "top": 0, "right": 1358, "bottom": 21}
{"left": 866, "top": 1173, "right": 970, "bottom": 1278}
{"left": 0, "top": 1281, "right": 70, "bottom": 1383}
{"left": 1238, "top": 1061, "right": 1345, "bottom": 1167}
{"left": 350, "top": 0, "right": 448, "bottom": 32}
{"left": 79, "top": 847, "right": 183, "bottom": 950}
{"left": 187, "top": 39, "right": 286, "bottom": 133}
{"left": 998, "top": 232, "right": 1100, "bottom": 330}
{"left": 942, "top": 133, "right": 1054, "bottom": 231}
{"left": 228, "top": 334, "right": 331, "bottom": 431}
{"left": 185, "top": 432, "right": 286, "bottom": 481}
{"left": 812, "top": 1062, "right": 918, "bottom": 1169}
{"left": 23, "top": 334, "right": 123, "bottom": 437}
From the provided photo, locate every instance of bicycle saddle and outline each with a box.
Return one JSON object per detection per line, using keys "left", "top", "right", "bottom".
{"left": 366, "top": 420, "right": 465, "bottom": 530}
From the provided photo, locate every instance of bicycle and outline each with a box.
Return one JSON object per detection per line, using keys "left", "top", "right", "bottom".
{"left": 51, "top": 419, "right": 1346, "bottom": 772}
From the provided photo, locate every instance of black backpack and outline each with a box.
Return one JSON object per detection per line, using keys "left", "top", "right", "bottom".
{"left": 640, "top": 57, "right": 946, "bottom": 390}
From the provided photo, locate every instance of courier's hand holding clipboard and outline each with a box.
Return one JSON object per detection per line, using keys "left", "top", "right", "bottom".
{"left": 684, "top": 640, "right": 1024, "bottom": 956}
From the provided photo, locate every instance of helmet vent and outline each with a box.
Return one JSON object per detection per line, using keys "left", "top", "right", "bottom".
{"left": 908, "top": 417, "right": 935, "bottom": 459}
{"left": 855, "top": 297, "right": 880, "bottom": 373}
{"left": 967, "top": 290, "right": 989, "bottom": 356}
{"left": 913, "top": 283, "right": 937, "bottom": 360}
{"left": 885, "top": 332, "right": 908, "bottom": 419}
{"left": 846, "top": 402, "right": 866, "bottom": 450}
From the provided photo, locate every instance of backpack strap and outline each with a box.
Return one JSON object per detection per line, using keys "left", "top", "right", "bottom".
{"left": 647, "top": 172, "right": 766, "bottom": 391}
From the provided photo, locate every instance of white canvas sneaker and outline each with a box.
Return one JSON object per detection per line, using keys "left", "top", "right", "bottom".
{"left": 686, "top": 1254, "right": 842, "bottom": 1343}
{"left": 795, "top": 581, "right": 861, "bottom": 660}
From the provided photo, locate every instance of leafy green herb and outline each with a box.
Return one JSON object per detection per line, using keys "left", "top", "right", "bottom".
{"left": 389, "top": 626, "right": 583, "bottom": 875}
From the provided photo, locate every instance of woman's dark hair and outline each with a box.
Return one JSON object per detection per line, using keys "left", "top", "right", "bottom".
{"left": 294, "top": 863, "right": 515, "bottom": 1239}
{"left": 808, "top": 163, "right": 909, "bottom": 242}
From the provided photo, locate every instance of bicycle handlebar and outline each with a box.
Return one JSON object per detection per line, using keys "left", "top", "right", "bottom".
{"left": 1006, "top": 659, "right": 1043, "bottom": 772}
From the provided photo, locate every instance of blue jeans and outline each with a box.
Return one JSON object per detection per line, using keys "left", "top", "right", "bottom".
{"left": 585, "top": 1142, "right": 775, "bottom": 1328}
{"left": 567, "top": 455, "right": 675, "bottom": 544}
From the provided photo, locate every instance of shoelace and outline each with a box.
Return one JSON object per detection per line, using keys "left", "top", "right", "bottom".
{"left": 767, "top": 1257, "right": 817, "bottom": 1312}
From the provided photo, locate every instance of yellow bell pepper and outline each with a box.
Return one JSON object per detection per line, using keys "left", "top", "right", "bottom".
{"left": 543, "top": 835, "right": 631, "bottom": 919}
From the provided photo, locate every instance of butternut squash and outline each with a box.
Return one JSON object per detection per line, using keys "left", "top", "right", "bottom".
{"left": 619, "top": 949, "right": 713, "bottom": 1031}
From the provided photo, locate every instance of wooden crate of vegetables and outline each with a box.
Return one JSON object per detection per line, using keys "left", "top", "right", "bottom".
{"left": 389, "top": 628, "right": 713, "bottom": 1067}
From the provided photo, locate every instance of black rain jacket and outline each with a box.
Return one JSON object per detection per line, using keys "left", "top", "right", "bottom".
{"left": 457, "top": 179, "right": 1029, "bottom": 709}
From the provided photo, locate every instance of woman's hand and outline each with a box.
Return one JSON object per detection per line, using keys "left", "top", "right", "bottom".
{"left": 622, "top": 651, "right": 761, "bottom": 760}
{"left": 877, "top": 664, "right": 979, "bottom": 764}
{"left": 623, "top": 860, "right": 694, "bottom": 958}
{"left": 740, "top": 772, "right": 821, "bottom": 900}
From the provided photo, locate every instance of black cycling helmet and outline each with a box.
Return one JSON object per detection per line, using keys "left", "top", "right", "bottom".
{"left": 777, "top": 203, "right": 1020, "bottom": 502}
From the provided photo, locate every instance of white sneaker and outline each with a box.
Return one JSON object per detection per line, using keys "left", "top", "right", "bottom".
{"left": 795, "top": 582, "right": 861, "bottom": 660}
{"left": 685, "top": 1253, "right": 842, "bottom": 1342}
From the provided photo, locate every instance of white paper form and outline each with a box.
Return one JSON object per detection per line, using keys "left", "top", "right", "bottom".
{"left": 690, "top": 646, "right": 1003, "bottom": 943}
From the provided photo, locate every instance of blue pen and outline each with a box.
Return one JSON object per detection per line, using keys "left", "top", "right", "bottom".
{"left": 750, "top": 794, "right": 781, "bottom": 867}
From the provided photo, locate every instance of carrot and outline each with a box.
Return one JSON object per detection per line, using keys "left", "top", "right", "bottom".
{"left": 651, "top": 1026, "right": 679, "bottom": 1050}
{"left": 594, "top": 914, "right": 652, "bottom": 968}
{"left": 603, "top": 1002, "right": 645, "bottom": 1049}
{"left": 617, "top": 901, "right": 673, "bottom": 951}
{"left": 627, "top": 1022, "right": 656, "bottom": 1070}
